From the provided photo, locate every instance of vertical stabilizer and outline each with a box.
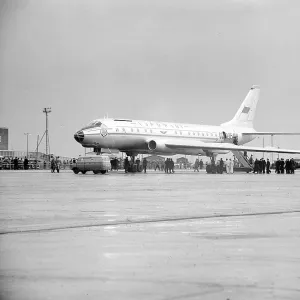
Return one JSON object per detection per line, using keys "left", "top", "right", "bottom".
{"left": 221, "top": 85, "right": 260, "bottom": 128}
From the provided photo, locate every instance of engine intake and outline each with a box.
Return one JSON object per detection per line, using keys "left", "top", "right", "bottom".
{"left": 148, "top": 140, "right": 157, "bottom": 151}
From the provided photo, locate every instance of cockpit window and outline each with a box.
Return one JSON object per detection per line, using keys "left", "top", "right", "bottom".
{"left": 81, "top": 120, "right": 102, "bottom": 130}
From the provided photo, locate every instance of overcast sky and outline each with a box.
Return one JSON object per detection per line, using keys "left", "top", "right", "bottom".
{"left": 1, "top": 0, "right": 300, "bottom": 157}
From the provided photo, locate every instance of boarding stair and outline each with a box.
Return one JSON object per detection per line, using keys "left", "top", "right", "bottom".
{"left": 232, "top": 151, "right": 253, "bottom": 173}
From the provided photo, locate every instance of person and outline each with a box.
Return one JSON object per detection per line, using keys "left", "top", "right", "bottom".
{"left": 50, "top": 156, "right": 56, "bottom": 173}
{"left": 154, "top": 162, "right": 160, "bottom": 171}
{"left": 280, "top": 158, "right": 285, "bottom": 174}
{"left": 253, "top": 159, "right": 258, "bottom": 174}
{"left": 225, "top": 158, "right": 229, "bottom": 174}
{"left": 199, "top": 159, "right": 203, "bottom": 170}
{"left": 124, "top": 157, "right": 129, "bottom": 173}
{"left": 24, "top": 157, "right": 29, "bottom": 170}
{"left": 63, "top": 160, "right": 67, "bottom": 169}
{"left": 285, "top": 159, "right": 290, "bottom": 174}
{"left": 165, "top": 159, "right": 168, "bottom": 173}
{"left": 194, "top": 159, "right": 199, "bottom": 172}
{"left": 262, "top": 158, "right": 266, "bottom": 174}
{"left": 258, "top": 159, "right": 262, "bottom": 174}
{"left": 249, "top": 154, "right": 253, "bottom": 166}
{"left": 142, "top": 158, "right": 148, "bottom": 173}
{"left": 55, "top": 156, "right": 61, "bottom": 173}
{"left": 229, "top": 158, "right": 234, "bottom": 174}
{"left": 219, "top": 158, "right": 224, "bottom": 174}
{"left": 275, "top": 158, "right": 280, "bottom": 174}
{"left": 266, "top": 158, "right": 271, "bottom": 174}
{"left": 290, "top": 158, "right": 295, "bottom": 174}
{"left": 136, "top": 157, "right": 141, "bottom": 171}
{"left": 170, "top": 158, "right": 175, "bottom": 173}
{"left": 13, "top": 157, "right": 18, "bottom": 170}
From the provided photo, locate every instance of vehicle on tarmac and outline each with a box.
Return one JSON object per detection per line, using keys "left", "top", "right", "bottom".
{"left": 71, "top": 155, "right": 111, "bottom": 174}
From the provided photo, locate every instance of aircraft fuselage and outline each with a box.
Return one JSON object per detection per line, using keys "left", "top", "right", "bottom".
{"left": 74, "top": 118, "right": 255, "bottom": 156}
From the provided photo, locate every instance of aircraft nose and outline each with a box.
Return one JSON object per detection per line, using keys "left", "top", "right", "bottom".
{"left": 74, "top": 130, "right": 84, "bottom": 143}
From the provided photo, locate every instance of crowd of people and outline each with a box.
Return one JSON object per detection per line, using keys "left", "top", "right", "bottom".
{"left": 0, "top": 156, "right": 75, "bottom": 170}
{"left": 274, "top": 157, "right": 296, "bottom": 174}
{"left": 248, "top": 155, "right": 296, "bottom": 174}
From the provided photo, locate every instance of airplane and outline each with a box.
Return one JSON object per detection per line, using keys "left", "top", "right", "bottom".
{"left": 74, "top": 86, "right": 300, "bottom": 163}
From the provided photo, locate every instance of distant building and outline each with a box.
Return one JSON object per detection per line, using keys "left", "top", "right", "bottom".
{"left": 176, "top": 156, "right": 192, "bottom": 169}
{"left": 145, "top": 155, "right": 165, "bottom": 169}
{"left": 0, "top": 128, "right": 8, "bottom": 150}
{"left": 176, "top": 157, "right": 189, "bottom": 164}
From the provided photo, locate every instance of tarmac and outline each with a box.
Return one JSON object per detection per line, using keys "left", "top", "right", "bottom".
{"left": 0, "top": 169, "right": 300, "bottom": 300}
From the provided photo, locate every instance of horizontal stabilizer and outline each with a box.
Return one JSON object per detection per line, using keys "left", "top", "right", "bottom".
{"left": 242, "top": 132, "right": 300, "bottom": 136}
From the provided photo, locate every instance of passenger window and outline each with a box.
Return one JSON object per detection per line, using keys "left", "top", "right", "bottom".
{"left": 116, "top": 128, "right": 119, "bottom": 132}
{"left": 137, "top": 129, "right": 139, "bottom": 133}
{"left": 122, "top": 128, "right": 126, "bottom": 132}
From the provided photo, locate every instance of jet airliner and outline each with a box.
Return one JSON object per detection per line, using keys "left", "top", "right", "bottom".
{"left": 74, "top": 86, "right": 300, "bottom": 160}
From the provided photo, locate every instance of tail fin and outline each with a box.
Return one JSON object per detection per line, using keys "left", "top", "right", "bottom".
{"left": 221, "top": 85, "right": 260, "bottom": 128}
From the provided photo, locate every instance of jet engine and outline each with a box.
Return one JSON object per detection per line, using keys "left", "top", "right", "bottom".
{"left": 147, "top": 140, "right": 167, "bottom": 152}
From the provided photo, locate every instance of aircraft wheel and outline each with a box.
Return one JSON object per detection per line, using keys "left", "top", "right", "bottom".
{"left": 81, "top": 171, "right": 86, "bottom": 174}
{"left": 93, "top": 170, "right": 99, "bottom": 174}
{"left": 73, "top": 168, "right": 79, "bottom": 174}
{"left": 100, "top": 170, "right": 107, "bottom": 174}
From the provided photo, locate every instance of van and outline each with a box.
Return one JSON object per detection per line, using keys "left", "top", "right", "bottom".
{"left": 72, "top": 155, "right": 111, "bottom": 174}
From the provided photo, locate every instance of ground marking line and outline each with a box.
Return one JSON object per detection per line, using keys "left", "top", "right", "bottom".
{"left": 1, "top": 209, "right": 300, "bottom": 235}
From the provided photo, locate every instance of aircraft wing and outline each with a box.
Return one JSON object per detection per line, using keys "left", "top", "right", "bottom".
{"left": 165, "top": 140, "right": 300, "bottom": 154}
{"left": 242, "top": 132, "right": 300, "bottom": 136}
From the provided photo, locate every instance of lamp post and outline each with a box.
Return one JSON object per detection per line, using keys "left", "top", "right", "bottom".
{"left": 43, "top": 107, "right": 51, "bottom": 160}
{"left": 24, "top": 133, "right": 31, "bottom": 158}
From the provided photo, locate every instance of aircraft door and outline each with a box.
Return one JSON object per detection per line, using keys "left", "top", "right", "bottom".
{"left": 219, "top": 131, "right": 227, "bottom": 143}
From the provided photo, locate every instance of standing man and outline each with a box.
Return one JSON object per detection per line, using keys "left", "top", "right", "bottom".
{"left": 55, "top": 156, "right": 61, "bottom": 173}
{"left": 50, "top": 156, "right": 56, "bottom": 173}
{"left": 262, "top": 158, "right": 266, "bottom": 174}
{"left": 280, "top": 158, "right": 285, "bottom": 174}
{"left": 24, "top": 157, "right": 29, "bottom": 170}
{"left": 225, "top": 159, "right": 229, "bottom": 174}
{"left": 275, "top": 158, "right": 280, "bottom": 174}
{"left": 14, "top": 157, "right": 19, "bottom": 170}
{"left": 142, "top": 158, "right": 148, "bottom": 173}
{"left": 170, "top": 158, "right": 175, "bottom": 173}
{"left": 165, "top": 159, "right": 168, "bottom": 173}
{"left": 266, "top": 158, "right": 271, "bottom": 174}
{"left": 124, "top": 157, "right": 129, "bottom": 173}
{"left": 229, "top": 158, "right": 234, "bottom": 174}
{"left": 136, "top": 157, "right": 141, "bottom": 171}
{"left": 194, "top": 159, "right": 199, "bottom": 172}
{"left": 290, "top": 158, "right": 295, "bottom": 174}
{"left": 199, "top": 159, "right": 203, "bottom": 170}
{"left": 219, "top": 158, "right": 224, "bottom": 174}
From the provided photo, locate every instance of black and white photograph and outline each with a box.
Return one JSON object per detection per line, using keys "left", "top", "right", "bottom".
{"left": 1, "top": 0, "right": 300, "bottom": 299}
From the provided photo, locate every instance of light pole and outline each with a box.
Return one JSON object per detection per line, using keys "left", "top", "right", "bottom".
{"left": 24, "top": 133, "right": 31, "bottom": 158}
{"left": 43, "top": 107, "right": 51, "bottom": 160}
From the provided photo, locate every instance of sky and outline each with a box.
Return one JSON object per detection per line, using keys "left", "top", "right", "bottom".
{"left": 0, "top": 0, "right": 300, "bottom": 158}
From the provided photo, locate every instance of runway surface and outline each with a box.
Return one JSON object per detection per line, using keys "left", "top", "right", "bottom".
{"left": 1, "top": 170, "right": 300, "bottom": 300}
